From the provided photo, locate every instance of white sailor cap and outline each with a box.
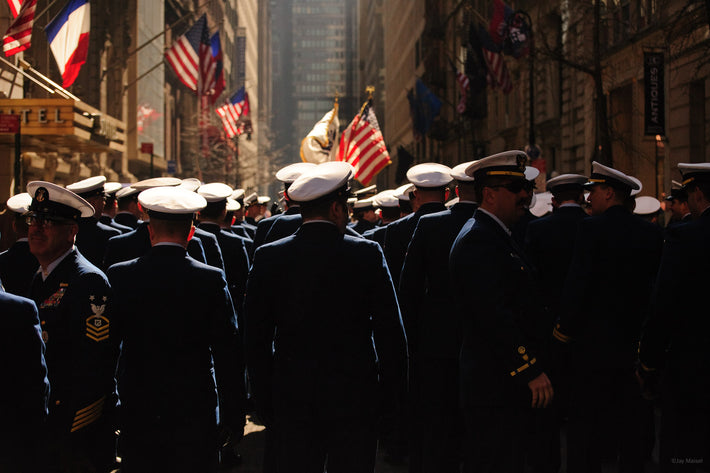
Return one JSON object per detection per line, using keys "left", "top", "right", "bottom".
{"left": 226, "top": 198, "right": 241, "bottom": 212}
{"left": 132, "top": 177, "right": 182, "bottom": 191}
{"left": 231, "top": 189, "right": 246, "bottom": 202}
{"left": 353, "top": 197, "right": 376, "bottom": 210}
{"left": 629, "top": 176, "right": 643, "bottom": 196}
{"left": 445, "top": 196, "right": 459, "bottom": 208}
{"left": 465, "top": 150, "right": 529, "bottom": 180}
{"left": 104, "top": 182, "right": 123, "bottom": 196}
{"left": 354, "top": 184, "right": 377, "bottom": 197}
{"left": 394, "top": 183, "right": 415, "bottom": 201}
{"left": 450, "top": 162, "right": 477, "bottom": 182}
{"left": 634, "top": 196, "right": 661, "bottom": 215}
{"left": 678, "top": 162, "right": 710, "bottom": 187}
{"left": 178, "top": 178, "right": 203, "bottom": 192}
{"left": 244, "top": 192, "right": 258, "bottom": 206}
{"left": 116, "top": 186, "right": 140, "bottom": 200}
{"left": 257, "top": 196, "right": 271, "bottom": 205}
{"left": 66, "top": 175, "right": 107, "bottom": 198}
{"left": 546, "top": 173, "right": 587, "bottom": 191}
{"left": 373, "top": 190, "right": 399, "bottom": 208}
{"left": 406, "top": 163, "right": 453, "bottom": 188}
{"left": 197, "top": 182, "right": 234, "bottom": 203}
{"left": 530, "top": 191, "right": 553, "bottom": 217}
{"left": 138, "top": 186, "right": 206, "bottom": 220}
{"left": 275, "top": 162, "right": 317, "bottom": 184}
{"left": 27, "top": 181, "right": 94, "bottom": 220}
{"left": 6, "top": 192, "right": 32, "bottom": 215}
{"left": 287, "top": 161, "right": 353, "bottom": 203}
{"left": 585, "top": 161, "right": 640, "bottom": 191}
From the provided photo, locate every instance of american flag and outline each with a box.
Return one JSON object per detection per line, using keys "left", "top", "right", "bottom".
{"left": 455, "top": 70, "right": 470, "bottom": 113}
{"left": 3, "top": 0, "right": 36, "bottom": 57}
{"left": 165, "top": 14, "right": 211, "bottom": 94}
{"left": 6, "top": 0, "right": 21, "bottom": 17}
{"left": 215, "top": 87, "right": 249, "bottom": 139}
{"left": 204, "top": 31, "right": 225, "bottom": 102}
{"left": 482, "top": 48, "right": 513, "bottom": 94}
{"left": 337, "top": 100, "right": 391, "bottom": 186}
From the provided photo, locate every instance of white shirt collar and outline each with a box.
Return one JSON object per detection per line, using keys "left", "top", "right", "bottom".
{"left": 38, "top": 246, "right": 75, "bottom": 281}
{"left": 477, "top": 208, "right": 512, "bottom": 236}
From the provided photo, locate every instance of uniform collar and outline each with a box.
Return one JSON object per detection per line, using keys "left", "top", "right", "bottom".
{"left": 476, "top": 207, "right": 512, "bottom": 236}
{"left": 38, "top": 246, "right": 75, "bottom": 281}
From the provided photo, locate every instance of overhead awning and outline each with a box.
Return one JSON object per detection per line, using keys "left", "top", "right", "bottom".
{"left": 0, "top": 98, "right": 126, "bottom": 154}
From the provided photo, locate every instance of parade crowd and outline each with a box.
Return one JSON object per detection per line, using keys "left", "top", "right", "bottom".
{"left": 0, "top": 150, "right": 708, "bottom": 473}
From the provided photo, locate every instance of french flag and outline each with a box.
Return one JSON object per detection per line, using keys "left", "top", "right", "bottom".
{"left": 44, "top": 0, "right": 90, "bottom": 88}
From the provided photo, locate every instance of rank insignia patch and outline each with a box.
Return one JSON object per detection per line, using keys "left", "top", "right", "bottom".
{"left": 86, "top": 301, "right": 109, "bottom": 342}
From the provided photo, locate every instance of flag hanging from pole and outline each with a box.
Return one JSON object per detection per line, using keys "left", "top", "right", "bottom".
{"left": 165, "top": 14, "right": 210, "bottom": 93}
{"left": 337, "top": 100, "right": 391, "bottom": 186}
{"left": 6, "top": 0, "right": 22, "bottom": 17}
{"left": 44, "top": 0, "right": 90, "bottom": 88}
{"left": 204, "top": 31, "right": 225, "bottom": 102}
{"left": 3, "top": 0, "right": 36, "bottom": 57}
{"left": 215, "top": 86, "right": 249, "bottom": 138}
{"left": 455, "top": 70, "right": 470, "bottom": 114}
{"left": 300, "top": 104, "right": 339, "bottom": 164}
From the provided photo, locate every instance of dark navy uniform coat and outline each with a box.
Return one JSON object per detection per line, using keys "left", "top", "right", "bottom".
{"left": 523, "top": 204, "right": 588, "bottom": 323}
{"left": 29, "top": 249, "right": 118, "bottom": 457}
{"left": 108, "top": 245, "right": 246, "bottom": 470}
{"left": 244, "top": 222, "right": 407, "bottom": 427}
{"left": 99, "top": 214, "right": 133, "bottom": 234}
{"left": 75, "top": 218, "right": 121, "bottom": 270}
{"left": 363, "top": 224, "right": 387, "bottom": 249}
{"left": 0, "top": 240, "right": 38, "bottom": 297}
{"left": 450, "top": 210, "right": 549, "bottom": 408}
{"left": 384, "top": 202, "right": 446, "bottom": 286}
{"left": 193, "top": 227, "right": 226, "bottom": 274}
{"left": 351, "top": 219, "right": 376, "bottom": 236}
{"left": 104, "top": 222, "right": 206, "bottom": 268}
{"left": 555, "top": 205, "right": 663, "bottom": 366}
{"left": 0, "top": 291, "right": 49, "bottom": 472}
{"left": 113, "top": 212, "right": 139, "bottom": 230}
{"left": 198, "top": 222, "right": 250, "bottom": 316}
{"left": 640, "top": 207, "right": 710, "bottom": 406}
{"left": 252, "top": 206, "right": 300, "bottom": 251}
{"left": 400, "top": 202, "right": 478, "bottom": 359}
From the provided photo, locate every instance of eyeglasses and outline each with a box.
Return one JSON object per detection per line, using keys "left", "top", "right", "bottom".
{"left": 489, "top": 180, "right": 535, "bottom": 194}
{"left": 26, "top": 215, "right": 74, "bottom": 227}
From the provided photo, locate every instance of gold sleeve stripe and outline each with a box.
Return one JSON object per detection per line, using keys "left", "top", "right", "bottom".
{"left": 552, "top": 327, "right": 571, "bottom": 343}
{"left": 71, "top": 411, "right": 101, "bottom": 432}
{"left": 75, "top": 396, "right": 106, "bottom": 415}
{"left": 86, "top": 332, "right": 109, "bottom": 342}
{"left": 640, "top": 362, "right": 656, "bottom": 372}
{"left": 509, "top": 357, "right": 537, "bottom": 377}
{"left": 73, "top": 403, "right": 103, "bottom": 424}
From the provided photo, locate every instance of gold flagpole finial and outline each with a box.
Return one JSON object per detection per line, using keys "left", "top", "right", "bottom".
{"left": 365, "top": 86, "right": 375, "bottom": 99}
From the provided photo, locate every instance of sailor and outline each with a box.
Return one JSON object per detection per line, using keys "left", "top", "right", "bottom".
{"left": 100, "top": 182, "right": 132, "bottom": 233}
{"left": 384, "top": 163, "right": 452, "bottom": 285}
{"left": 664, "top": 181, "right": 691, "bottom": 227}
{"left": 103, "top": 177, "right": 207, "bottom": 268}
{"left": 398, "top": 161, "right": 479, "bottom": 473}
{"left": 362, "top": 189, "right": 402, "bottom": 247}
{"left": 26, "top": 181, "right": 119, "bottom": 473}
{"left": 552, "top": 162, "right": 663, "bottom": 473}
{"left": 350, "top": 197, "right": 379, "bottom": 235}
{"left": 244, "top": 161, "right": 407, "bottom": 472}
{"left": 66, "top": 176, "right": 122, "bottom": 270}
{"left": 0, "top": 193, "right": 39, "bottom": 296}
{"left": 449, "top": 151, "right": 553, "bottom": 473}
{"left": 109, "top": 186, "right": 246, "bottom": 472}
{"left": 229, "top": 189, "right": 255, "bottom": 240}
{"left": 115, "top": 186, "right": 142, "bottom": 230}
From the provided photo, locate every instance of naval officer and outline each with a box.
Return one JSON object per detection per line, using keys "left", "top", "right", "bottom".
{"left": 0, "top": 193, "right": 39, "bottom": 297}
{"left": 26, "top": 181, "right": 119, "bottom": 473}
{"left": 638, "top": 162, "right": 710, "bottom": 471}
{"left": 66, "top": 176, "right": 122, "bottom": 270}
{"left": 109, "top": 186, "right": 246, "bottom": 472}
{"left": 244, "top": 161, "right": 407, "bottom": 473}
{"left": 449, "top": 151, "right": 553, "bottom": 473}
{"left": 399, "top": 161, "right": 478, "bottom": 473}
{"left": 553, "top": 162, "right": 663, "bottom": 473}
